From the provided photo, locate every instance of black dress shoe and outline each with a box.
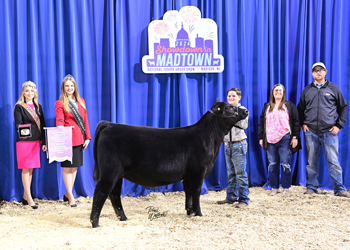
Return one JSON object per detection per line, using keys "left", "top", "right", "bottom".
{"left": 30, "top": 204, "right": 38, "bottom": 209}
{"left": 63, "top": 195, "right": 69, "bottom": 202}
{"left": 70, "top": 204, "right": 77, "bottom": 208}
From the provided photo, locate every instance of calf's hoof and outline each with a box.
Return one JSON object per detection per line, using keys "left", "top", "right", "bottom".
{"left": 195, "top": 212, "right": 202, "bottom": 217}
{"left": 91, "top": 220, "right": 100, "bottom": 228}
{"left": 186, "top": 209, "right": 194, "bottom": 216}
{"left": 119, "top": 216, "right": 128, "bottom": 221}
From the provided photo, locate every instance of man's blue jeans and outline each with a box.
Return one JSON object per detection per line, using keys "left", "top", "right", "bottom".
{"left": 304, "top": 130, "right": 346, "bottom": 195}
{"left": 224, "top": 139, "right": 250, "bottom": 204}
{"left": 266, "top": 133, "right": 292, "bottom": 189}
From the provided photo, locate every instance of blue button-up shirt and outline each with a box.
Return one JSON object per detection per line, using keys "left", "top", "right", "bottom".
{"left": 313, "top": 81, "right": 326, "bottom": 89}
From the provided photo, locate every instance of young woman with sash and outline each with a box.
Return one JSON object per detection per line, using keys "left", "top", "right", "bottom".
{"left": 14, "top": 81, "right": 47, "bottom": 209}
{"left": 55, "top": 75, "right": 91, "bottom": 207}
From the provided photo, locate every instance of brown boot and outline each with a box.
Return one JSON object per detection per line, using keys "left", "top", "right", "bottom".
{"left": 337, "top": 192, "right": 350, "bottom": 198}
{"left": 304, "top": 190, "right": 316, "bottom": 195}
{"left": 216, "top": 199, "right": 233, "bottom": 205}
{"left": 235, "top": 203, "right": 247, "bottom": 208}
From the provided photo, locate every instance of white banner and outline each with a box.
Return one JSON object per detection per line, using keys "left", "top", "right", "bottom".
{"left": 46, "top": 127, "right": 72, "bottom": 164}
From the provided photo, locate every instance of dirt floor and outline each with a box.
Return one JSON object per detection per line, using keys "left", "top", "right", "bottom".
{"left": 1, "top": 186, "right": 350, "bottom": 250}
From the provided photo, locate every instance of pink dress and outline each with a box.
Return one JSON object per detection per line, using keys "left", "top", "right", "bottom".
{"left": 16, "top": 104, "right": 41, "bottom": 169}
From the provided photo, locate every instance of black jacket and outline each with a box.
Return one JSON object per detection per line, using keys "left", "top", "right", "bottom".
{"left": 297, "top": 80, "right": 347, "bottom": 134}
{"left": 258, "top": 101, "right": 301, "bottom": 154}
{"left": 14, "top": 103, "right": 46, "bottom": 145}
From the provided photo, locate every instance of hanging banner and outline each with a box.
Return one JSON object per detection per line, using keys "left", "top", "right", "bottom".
{"left": 142, "top": 6, "right": 224, "bottom": 74}
{"left": 46, "top": 127, "right": 72, "bottom": 164}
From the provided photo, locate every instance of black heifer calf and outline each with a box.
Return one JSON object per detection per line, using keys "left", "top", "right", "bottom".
{"left": 90, "top": 100, "right": 248, "bottom": 228}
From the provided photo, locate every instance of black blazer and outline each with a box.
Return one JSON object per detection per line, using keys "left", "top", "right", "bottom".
{"left": 258, "top": 101, "right": 301, "bottom": 154}
{"left": 14, "top": 103, "right": 46, "bottom": 145}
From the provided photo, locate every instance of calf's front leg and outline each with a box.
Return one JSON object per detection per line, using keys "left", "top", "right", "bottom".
{"left": 183, "top": 179, "right": 194, "bottom": 215}
{"left": 188, "top": 177, "right": 205, "bottom": 217}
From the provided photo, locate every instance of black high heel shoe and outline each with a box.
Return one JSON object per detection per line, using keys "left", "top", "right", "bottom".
{"left": 22, "top": 198, "right": 38, "bottom": 206}
{"left": 21, "top": 198, "right": 28, "bottom": 205}
{"left": 64, "top": 195, "right": 77, "bottom": 207}
{"left": 64, "top": 195, "right": 78, "bottom": 207}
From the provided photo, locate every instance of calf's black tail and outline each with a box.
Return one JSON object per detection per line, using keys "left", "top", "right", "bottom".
{"left": 93, "top": 120, "right": 110, "bottom": 182}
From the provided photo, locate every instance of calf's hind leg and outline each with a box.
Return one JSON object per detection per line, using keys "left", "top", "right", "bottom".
{"left": 109, "top": 178, "right": 127, "bottom": 221}
{"left": 90, "top": 179, "right": 117, "bottom": 228}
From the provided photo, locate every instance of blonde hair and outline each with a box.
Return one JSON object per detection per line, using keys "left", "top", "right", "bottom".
{"left": 59, "top": 75, "right": 87, "bottom": 113}
{"left": 15, "top": 81, "right": 41, "bottom": 114}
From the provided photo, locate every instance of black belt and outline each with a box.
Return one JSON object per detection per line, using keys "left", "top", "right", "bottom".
{"left": 231, "top": 139, "right": 245, "bottom": 144}
{"left": 224, "top": 139, "right": 244, "bottom": 147}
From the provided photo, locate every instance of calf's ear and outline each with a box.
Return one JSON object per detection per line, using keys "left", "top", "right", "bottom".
{"left": 210, "top": 98, "right": 221, "bottom": 110}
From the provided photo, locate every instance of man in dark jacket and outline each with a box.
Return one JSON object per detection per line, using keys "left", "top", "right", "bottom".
{"left": 297, "top": 62, "right": 349, "bottom": 197}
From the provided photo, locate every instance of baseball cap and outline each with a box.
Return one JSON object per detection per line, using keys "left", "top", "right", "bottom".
{"left": 312, "top": 62, "right": 326, "bottom": 71}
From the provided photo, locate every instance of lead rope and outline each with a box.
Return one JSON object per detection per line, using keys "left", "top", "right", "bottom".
{"left": 229, "top": 131, "right": 232, "bottom": 158}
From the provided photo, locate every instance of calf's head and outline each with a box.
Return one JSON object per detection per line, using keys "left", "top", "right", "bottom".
{"left": 209, "top": 99, "right": 249, "bottom": 133}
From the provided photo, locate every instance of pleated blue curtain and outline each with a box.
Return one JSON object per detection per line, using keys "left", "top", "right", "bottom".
{"left": 0, "top": 0, "right": 349, "bottom": 201}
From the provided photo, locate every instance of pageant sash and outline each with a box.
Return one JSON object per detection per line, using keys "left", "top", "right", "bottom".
{"left": 68, "top": 100, "right": 86, "bottom": 141}
{"left": 19, "top": 102, "right": 41, "bottom": 134}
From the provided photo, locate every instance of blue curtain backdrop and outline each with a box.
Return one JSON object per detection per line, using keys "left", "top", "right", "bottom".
{"left": 0, "top": 0, "right": 349, "bottom": 201}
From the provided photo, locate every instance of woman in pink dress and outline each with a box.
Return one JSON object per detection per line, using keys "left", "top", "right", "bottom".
{"left": 14, "top": 81, "right": 47, "bottom": 209}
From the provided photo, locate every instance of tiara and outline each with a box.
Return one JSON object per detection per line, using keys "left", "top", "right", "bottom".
{"left": 22, "top": 81, "right": 36, "bottom": 88}
{"left": 64, "top": 74, "right": 75, "bottom": 80}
